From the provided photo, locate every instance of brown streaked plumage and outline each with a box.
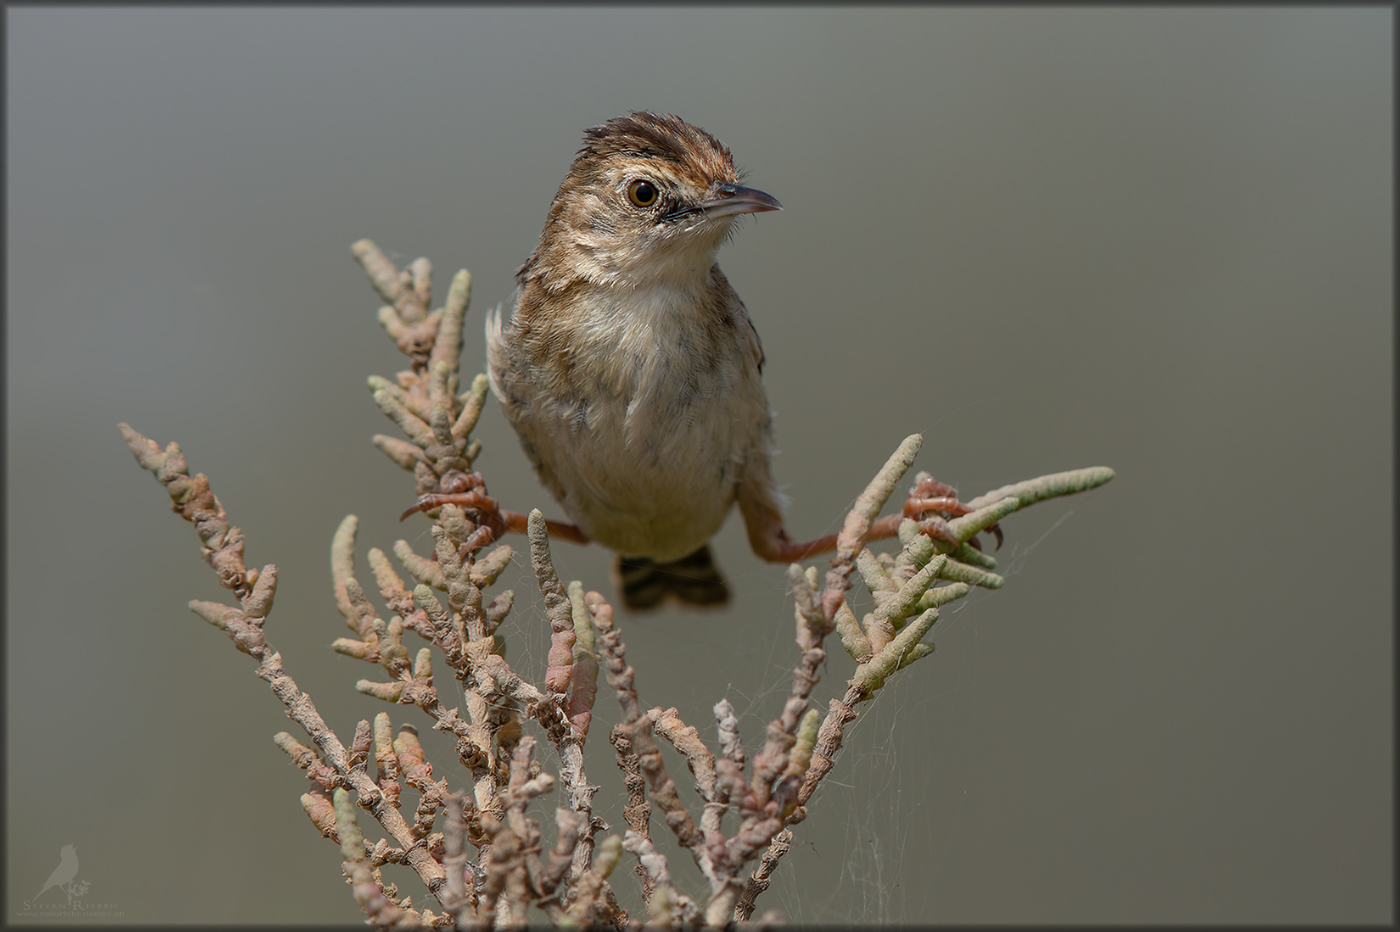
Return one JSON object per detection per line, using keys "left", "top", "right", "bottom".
{"left": 486, "top": 112, "right": 789, "bottom": 608}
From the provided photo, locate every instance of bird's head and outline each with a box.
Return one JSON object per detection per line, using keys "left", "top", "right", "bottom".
{"left": 527, "top": 112, "right": 781, "bottom": 290}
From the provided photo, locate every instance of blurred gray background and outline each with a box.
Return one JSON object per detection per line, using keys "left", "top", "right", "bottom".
{"left": 7, "top": 7, "right": 1391, "bottom": 925}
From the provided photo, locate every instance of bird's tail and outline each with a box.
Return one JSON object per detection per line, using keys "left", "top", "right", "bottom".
{"left": 615, "top": 545, "right": 730, "bottom": 610}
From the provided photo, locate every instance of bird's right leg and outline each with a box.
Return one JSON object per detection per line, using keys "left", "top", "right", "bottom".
{"left": 400, "top": 470, "right": 590, "bottom": 550}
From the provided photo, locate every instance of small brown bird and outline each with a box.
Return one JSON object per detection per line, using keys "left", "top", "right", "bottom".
{"left": 413, "top": 112, "right": 986, "bottom": 608}
{"left": 486, "top": 112, "right": 792, "bottom": 608}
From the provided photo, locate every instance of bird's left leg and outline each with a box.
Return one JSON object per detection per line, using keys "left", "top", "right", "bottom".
{"left": 901, "top": 474, "right": 1003, "bottom": 551}
{"left": 735, "top": 440, "right": 870, "bottom": 563}
{"left": 400, "top": 470, "right": 590, "bottom": 550}
{"left": 737, "top": 448, "right": 1000, "bottom": 564}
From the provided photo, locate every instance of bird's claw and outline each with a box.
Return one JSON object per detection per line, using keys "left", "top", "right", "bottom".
{"left": 398, "top": 490, "right": 499, "bottom": 522}
{"left": 399, "top": 470, "right": 503, "bottom": 556}
{"left": 902, "top": 475, "right": 1003, "bottom": 552}
{"left": 399, "top": 471, "right": 493, "bottom": 521}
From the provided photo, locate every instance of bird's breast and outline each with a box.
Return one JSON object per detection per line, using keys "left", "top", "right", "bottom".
{"left": 488, "top": 282, "right": 769, "bottom": 560}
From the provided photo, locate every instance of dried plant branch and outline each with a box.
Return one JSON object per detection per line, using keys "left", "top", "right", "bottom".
{"left": 120, "top": 424, "right": 451, "bottom": 904}
{"left": 525, "top": 512, "right": 601, "bottom": 886}
{"left": 820, "top": 434, "right": 924, "bottom": 622}
{"left": 440, "top": 792, "right": 475, "bottom": 925}
{"left": 335, "top": 787, "right": 428, "bottom": 930}
{"left": 734, "top": 829, "right": 791, "bottom": 923}
{"left": 589, "top": 593, "right": 709, "bottom": 873}
{"left": 609, "top": 728, "right": 654, "bottom": 900}
{"left": 120, "top": 240, "right": 1113, "bottom": 928}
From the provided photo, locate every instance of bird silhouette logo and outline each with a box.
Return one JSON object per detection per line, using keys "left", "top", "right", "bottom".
{"left": 33, "top": 844, "right": 81, "bottom": 907}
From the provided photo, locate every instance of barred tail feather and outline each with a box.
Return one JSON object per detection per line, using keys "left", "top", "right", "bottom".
{"left": 615, "top": 545, "right": 730, "bottom": 610}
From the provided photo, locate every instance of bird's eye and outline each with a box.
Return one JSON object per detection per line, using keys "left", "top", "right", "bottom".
{"left": 627, "top": 180, "right": 659, "bottom": 208}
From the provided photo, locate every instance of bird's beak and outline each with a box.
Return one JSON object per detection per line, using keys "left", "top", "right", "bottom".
{"left": 697, "top": 184, "right": 783, "bottom": 219}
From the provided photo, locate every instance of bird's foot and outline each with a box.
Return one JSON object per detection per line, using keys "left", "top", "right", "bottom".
{"left": 399, "top": 470, "right": 591, "bottom": 553}
{"left": 902, "top": 475, "right": 1003, "bottom": 551}
{"left": 400, "top": 470, "right": 506, "bottom": 554}
{"left": 399, "top": 470, "right": 491, "bottom": 521}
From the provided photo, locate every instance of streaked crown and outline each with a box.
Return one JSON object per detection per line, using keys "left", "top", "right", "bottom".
{"left": 573, "top": 112, "right": 738, "bottom": 189}
{"left": 519, "top": 112, "right": 779, "bottom": 290}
